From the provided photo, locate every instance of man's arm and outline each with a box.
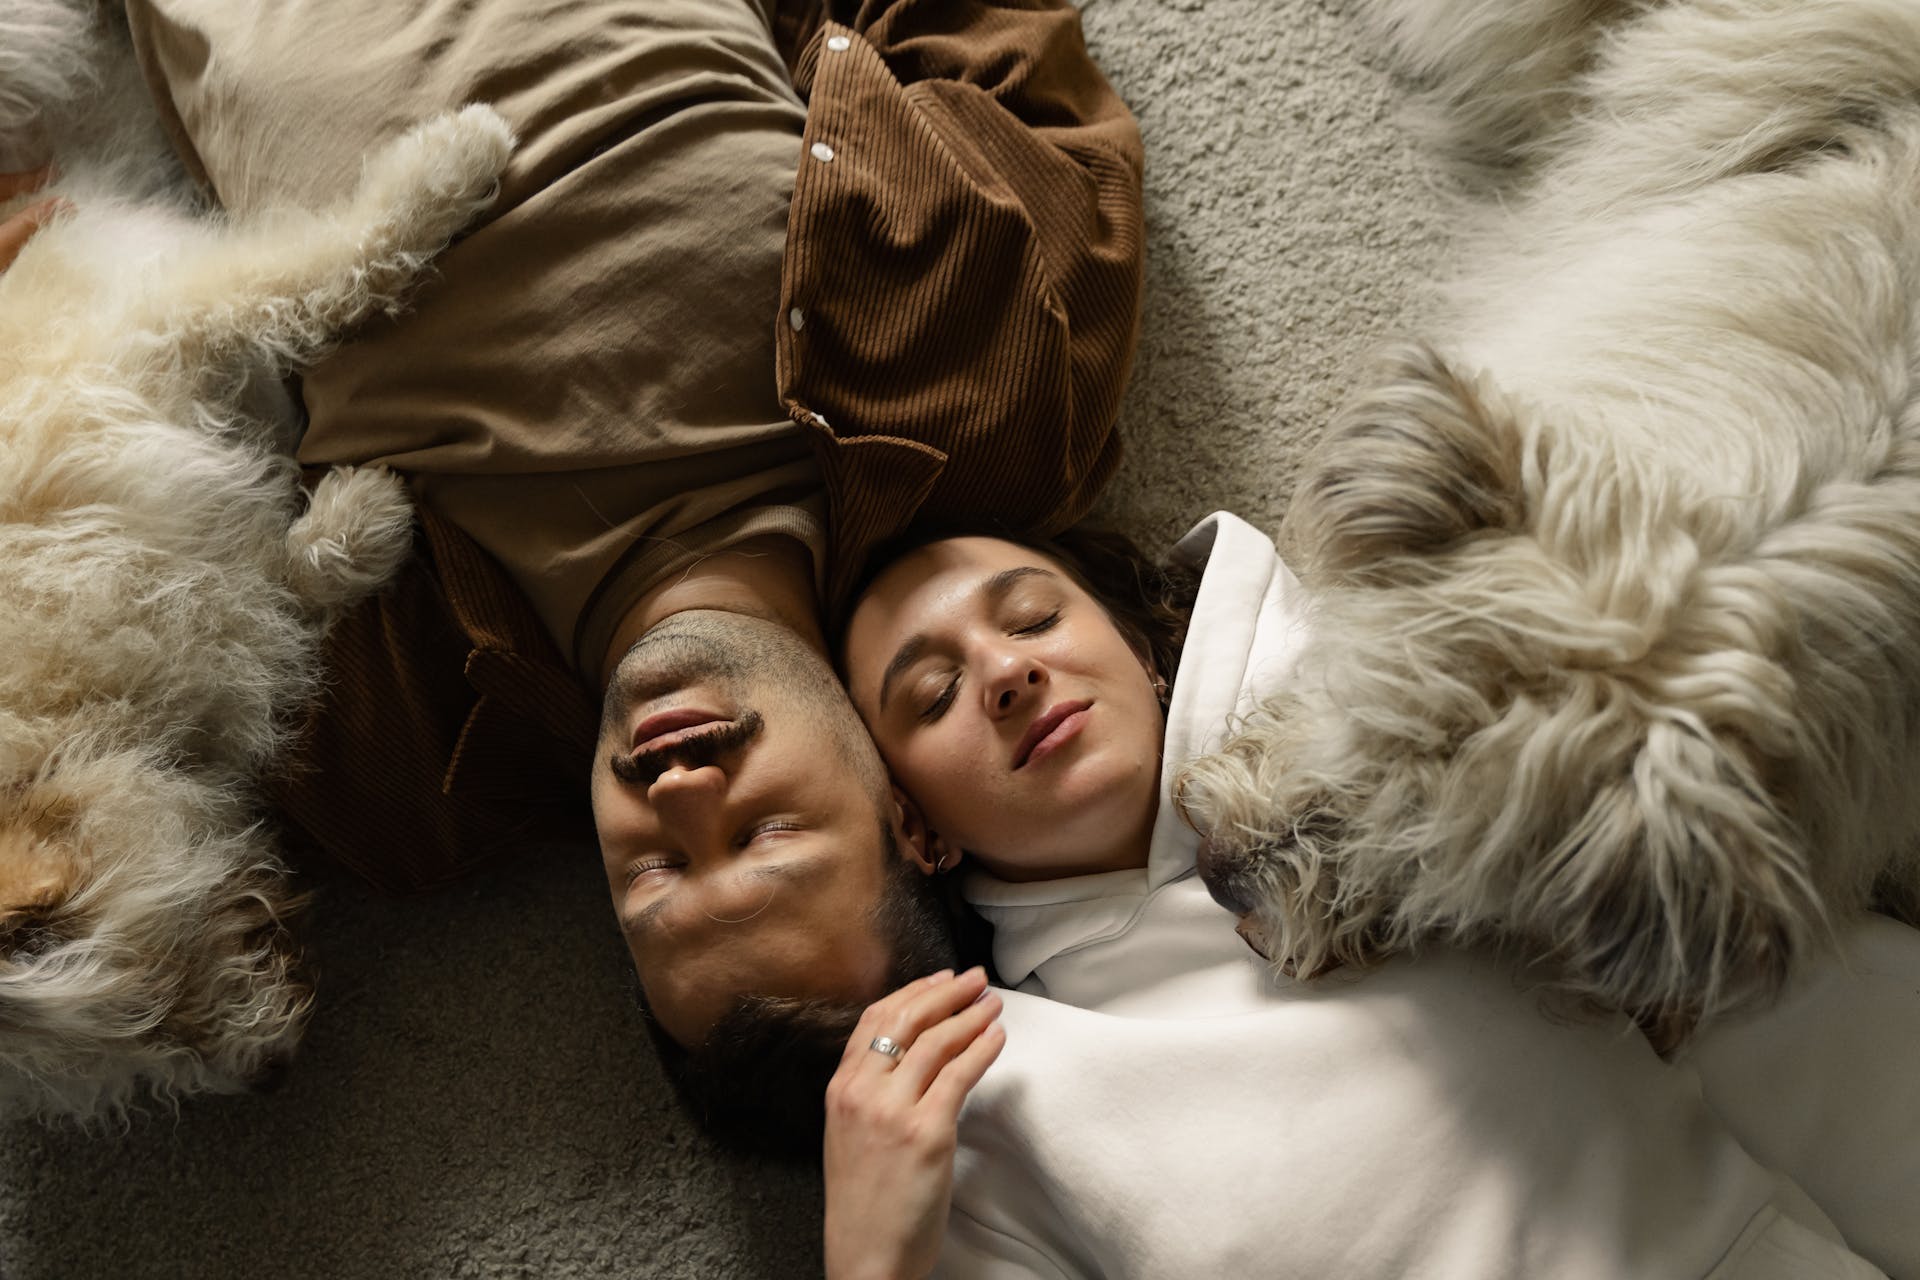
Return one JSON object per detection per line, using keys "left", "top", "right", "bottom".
{"left": 775, "top": 0, "right": 1147, "bottom": 594}
{"left": 801, "top": 0, "right": 1140, "bottom": 154}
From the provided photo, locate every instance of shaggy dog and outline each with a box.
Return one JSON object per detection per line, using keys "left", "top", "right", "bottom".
{"left": 1183, "top": 0, "right": 1920, "bottom": 1044}
{"left": 0, "top": 1, "right": 512, "bottom": 1116}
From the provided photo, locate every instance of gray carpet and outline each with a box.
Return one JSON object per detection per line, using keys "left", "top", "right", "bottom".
{"left": 0, "top": 1, "right": 1448, "bottom": 1275}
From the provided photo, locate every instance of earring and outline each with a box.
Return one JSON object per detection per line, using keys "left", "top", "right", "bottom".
{"left": 1152, "top": 674, "right": 1170, "bottom": 708}
{"left": 934, "top": 849, "right": 959, "bottom": 874}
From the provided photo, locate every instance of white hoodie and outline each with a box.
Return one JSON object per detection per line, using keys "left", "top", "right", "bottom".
{"left": 935, "top": 513, "right": 1901, "bottom": 1280}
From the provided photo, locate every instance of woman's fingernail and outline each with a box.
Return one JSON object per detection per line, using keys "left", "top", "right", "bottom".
{"left": 930, "top": 968, "right": 954, "bottom": 982}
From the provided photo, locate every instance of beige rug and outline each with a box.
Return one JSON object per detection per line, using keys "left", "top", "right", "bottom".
{"left": 0, "top": 1, "right": 1449, "bottom": 1274}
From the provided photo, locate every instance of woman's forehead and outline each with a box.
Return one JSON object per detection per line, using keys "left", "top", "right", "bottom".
{"left": 854, "top": 540, "right": 1067, "bottom": 651}
{"left": 866, "top": 537, "right": 1062, "bottom": 608}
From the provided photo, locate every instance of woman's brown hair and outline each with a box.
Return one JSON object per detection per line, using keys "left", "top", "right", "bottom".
{"left": 843, "top": 521, "right": 1201, "bottom": 694}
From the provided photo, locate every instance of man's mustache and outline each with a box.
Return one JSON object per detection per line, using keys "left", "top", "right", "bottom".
{"left": 609, "top": 711, "right": 765, "bottom": 786}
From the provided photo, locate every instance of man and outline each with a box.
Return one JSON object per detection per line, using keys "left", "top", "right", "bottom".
{"left": 592, "top": 590, "right": 945, "bottom": 1050}
{"left": 113, "top": 0, "right": 1141, "bottom": 1034}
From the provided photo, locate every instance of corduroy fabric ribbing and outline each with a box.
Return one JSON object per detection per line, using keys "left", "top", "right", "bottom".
{"left": 780, "top": 3, "right": 1143, "bottom": 606}
{"left": 272, "top": 0, "right": 1146, "bottom": 891}
{"left": 267, "top": 505, "right": 598, "bottom": 892}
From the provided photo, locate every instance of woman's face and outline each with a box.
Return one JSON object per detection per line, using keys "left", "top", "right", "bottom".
{"left": 843, "top": 538, "right": 1165, "bottom": 881}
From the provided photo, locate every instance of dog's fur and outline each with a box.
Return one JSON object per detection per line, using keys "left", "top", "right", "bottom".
{"left": 0, "top": 1, "right": 512, "bottom": 1117}
{"left": 1183, "top": 0, "right": 1920, "bottom": 1042}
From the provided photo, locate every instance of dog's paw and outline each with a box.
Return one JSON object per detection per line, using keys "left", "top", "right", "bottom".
{"left": 415, "top": 103, "right": 515, "bottom": 204}
{"left": 355, "top": 104, "right": 514, "bottom": 243}
{"left": 284, "top": 466, "right": 415, "bottom": 611}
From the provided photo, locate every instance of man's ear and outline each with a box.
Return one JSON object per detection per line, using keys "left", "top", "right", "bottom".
{"left": 888, "top": 784, "right": 956, "bottom": 877}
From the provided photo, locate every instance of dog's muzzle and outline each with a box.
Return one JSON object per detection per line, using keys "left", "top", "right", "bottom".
{"left": 1197, "top": 838, "right": 1257, "bottom": 916}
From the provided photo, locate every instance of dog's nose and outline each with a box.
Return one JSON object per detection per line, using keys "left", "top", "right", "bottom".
{"left": 1196, "top": 839, "right": 1256, "bottom": 916}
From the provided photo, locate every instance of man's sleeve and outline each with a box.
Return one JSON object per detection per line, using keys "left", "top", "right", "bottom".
{"left": 774, "top": 0, "right": 1147, "bottom": 599}
{"left": 803, "top": 0, "right": 1142, "bottom": 166}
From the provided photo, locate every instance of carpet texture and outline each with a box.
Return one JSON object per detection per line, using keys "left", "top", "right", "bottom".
{"left": 0, "top": 1, "right": 1448, "bottom": 1275}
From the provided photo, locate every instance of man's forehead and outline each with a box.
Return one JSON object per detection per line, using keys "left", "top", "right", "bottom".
{"left": 633, "top": 844, "right": 894, "bottom": 1043}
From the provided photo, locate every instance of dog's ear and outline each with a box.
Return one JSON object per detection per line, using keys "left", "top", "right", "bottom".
{"left": 0, "top": 792, "right": 82, "bottom": 952}
{"left": 157, "top": 868, "right": 313, "bottom": 1090}
{"left": 1289, "top": 342, "right": 1527, "bottom": 582}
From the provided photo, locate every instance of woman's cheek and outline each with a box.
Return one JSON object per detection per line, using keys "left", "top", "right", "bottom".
{"left": 898, "top": 732, "right": 949, "bottom": 798}
{"left": 938, "top": 732, "right": 979, "bottom": 801}
{"left": 919, "top": 728, "right": 983, "bottom": 820}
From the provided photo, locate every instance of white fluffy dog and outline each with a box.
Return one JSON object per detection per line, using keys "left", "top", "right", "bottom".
{"left": 0, "top": 1, "right": 512, "bottom": 1115}
{"left": 1183, "top": 0, "right": 1920, "bottom": 1043}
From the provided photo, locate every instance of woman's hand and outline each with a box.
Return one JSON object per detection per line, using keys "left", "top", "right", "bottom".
{"left": 0, "top": 166, "right": 67, "bottom": 272}
{"left": 823, "top": 966, "right": 1007, "bottom": 1280}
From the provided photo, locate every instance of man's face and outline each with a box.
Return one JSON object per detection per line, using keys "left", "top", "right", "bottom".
{"left": 591, "top": 611, "right": 899, "bottom": 1047}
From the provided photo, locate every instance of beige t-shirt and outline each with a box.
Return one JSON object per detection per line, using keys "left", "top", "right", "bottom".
{"left": 128, "top": 0, "right": 826, "bottom": 674}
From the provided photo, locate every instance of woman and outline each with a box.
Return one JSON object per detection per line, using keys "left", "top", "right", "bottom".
{"left": 822, "top": 512, "right": 1919, "bottom": 1279}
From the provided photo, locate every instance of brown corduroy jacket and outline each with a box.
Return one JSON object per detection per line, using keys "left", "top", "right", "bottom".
{"left": 273, "top": 0, "right": 1146, "bottom": 892}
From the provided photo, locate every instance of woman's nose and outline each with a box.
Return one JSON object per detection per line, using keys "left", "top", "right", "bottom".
{"left": 986, "top": 652, "right": 1046, "bottom": 715}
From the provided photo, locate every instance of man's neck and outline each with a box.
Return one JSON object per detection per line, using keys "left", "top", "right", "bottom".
{"left": 599, "top": 535, "right": 824, "bottom": 689}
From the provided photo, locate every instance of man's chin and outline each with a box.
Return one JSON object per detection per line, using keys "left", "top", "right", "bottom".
{"left": 602, "top": 631, "right": 744, "bottom": 727}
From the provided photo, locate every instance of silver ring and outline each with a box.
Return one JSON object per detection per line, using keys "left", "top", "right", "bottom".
{"left": 868, "top": 1035, "right": 905, "bottom": 1060}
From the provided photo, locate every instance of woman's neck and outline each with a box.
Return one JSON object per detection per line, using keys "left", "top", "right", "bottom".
{"left": 969, "top": 794, "right": 1160, "bottom": 884}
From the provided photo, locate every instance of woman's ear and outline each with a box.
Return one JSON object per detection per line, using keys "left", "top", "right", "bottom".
{"left": 889, "top": 784, "right": 959, "bottom": 877}
{"left": 1118, "top": 627, "right": 1169, "bottom": 709}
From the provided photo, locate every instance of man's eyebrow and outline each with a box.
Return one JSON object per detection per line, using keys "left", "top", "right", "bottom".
{"left": 618, "top": 852, "right": 827, "bottom": 940}
{"left": 877, "top": 566, "right": 1059, "bottom": 711}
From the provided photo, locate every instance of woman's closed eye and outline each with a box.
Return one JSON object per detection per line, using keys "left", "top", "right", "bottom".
{"left": 919, "top": 673, "right": 960, "bottom": 723}
{"left": 1011, "top": 608, "right": 1061, "bottom": 636}
{"left": 915, "top": 610, "right": 1060, "bottom": 723}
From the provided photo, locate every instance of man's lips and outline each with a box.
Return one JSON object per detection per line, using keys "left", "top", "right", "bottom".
{"left": 630, "top": 708, "right": 728, "bottom": 754}
{"left": 1013, "top": 700, "right": 1092, "bottom": 770}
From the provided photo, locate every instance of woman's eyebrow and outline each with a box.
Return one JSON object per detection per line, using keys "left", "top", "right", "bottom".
{"left": 876, "top": 566, "right": 1059, "bottom": 711}
{"left": 877, "top": 635, "right": 930, "bottom": 712}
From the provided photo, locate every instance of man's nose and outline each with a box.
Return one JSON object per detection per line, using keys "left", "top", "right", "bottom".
{"left": 985, "top": 650, "right": 1047, "bottom": 716}
{"left": 646, "top": 764, "right": 727, "bottom": 841}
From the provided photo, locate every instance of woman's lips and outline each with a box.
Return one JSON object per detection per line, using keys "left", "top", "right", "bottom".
{"left": 630, "top": 707, "right": 727, "bottom": 754}
{"left": 1013, "top": 700, "right": 1092, "bottom": 770}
